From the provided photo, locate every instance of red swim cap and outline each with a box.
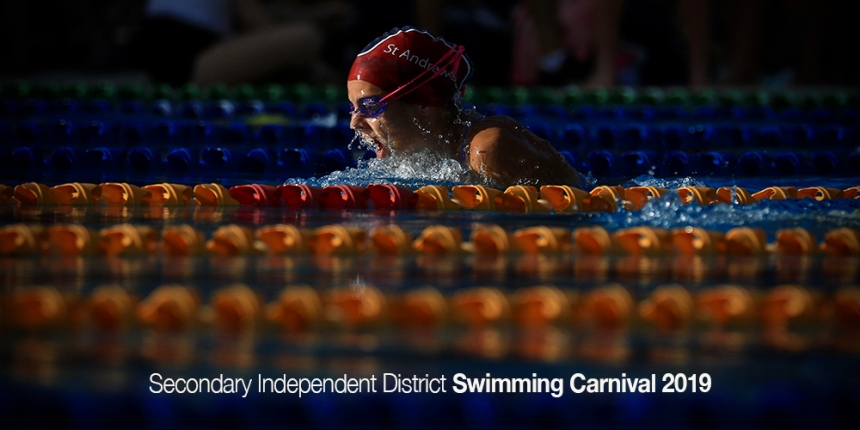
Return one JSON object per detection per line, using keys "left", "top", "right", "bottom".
{"left": 348, "top": 27, "right": 473, "bottom": 107}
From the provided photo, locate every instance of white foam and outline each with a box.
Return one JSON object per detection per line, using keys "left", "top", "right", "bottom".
{"left": 283, "top": 149, "right": 488, "bottom": 189}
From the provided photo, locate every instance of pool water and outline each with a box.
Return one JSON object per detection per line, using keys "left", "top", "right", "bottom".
{"left": 1, "top": 83, "right": 859, "bottom": 429}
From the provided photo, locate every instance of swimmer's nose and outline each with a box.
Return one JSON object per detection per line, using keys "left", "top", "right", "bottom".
{"left": 349, "top": 112, "right": 364, "bottom": 130}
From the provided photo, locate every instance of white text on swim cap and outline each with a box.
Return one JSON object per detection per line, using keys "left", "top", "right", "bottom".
{"left": 382, "top": 44, "right": 458, "bottom": 82}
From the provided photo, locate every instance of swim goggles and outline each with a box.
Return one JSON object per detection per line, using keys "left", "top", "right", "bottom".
{"left": 350, "top": 44, "right": 466, "bottom": 118}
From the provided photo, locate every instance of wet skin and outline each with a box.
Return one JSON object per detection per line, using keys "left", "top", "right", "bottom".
{"left": 347, "top": 80, "right": 441, "bottom": 159}
{"left": 348, "top": 80, "right": 581, "bottom": 186}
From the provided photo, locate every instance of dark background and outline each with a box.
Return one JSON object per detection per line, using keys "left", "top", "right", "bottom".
{"left": 1, "top": 0, "right": 858, "bottom": 88}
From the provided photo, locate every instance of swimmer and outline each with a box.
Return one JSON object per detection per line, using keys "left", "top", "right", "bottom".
{"left": 347, "top": 27, "right": 581, "bottom": 187}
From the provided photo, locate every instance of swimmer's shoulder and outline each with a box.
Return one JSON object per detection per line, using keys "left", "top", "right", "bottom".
{"left": 465, "top": 115, "right": 524, "bottom": 139}
{"left": 465, "top": 115, "right": 529, "bottom": 148}
{"left": 464, "top": 115, "right": 582, "bottom": 186}
{"left": 464, "top": 115, "right": 523, "bottom": 162}
{"left": 465, "top": 115, "right": 550, "bottom": 156}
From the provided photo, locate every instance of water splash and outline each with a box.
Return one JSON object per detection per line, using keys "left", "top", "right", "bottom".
{"left": 594, "top": 189, "right": 860, "bottom": 238}
{"left": 627, "top": 175, "right": 708, "bottom": 189}
{"left": 283, "top": 149, "right": 487, "bottom": 189}
{"left": 348, "top": 129, "right": 372, "bottom": 153}
{"left": 578, "top": 171, "right": 599, "bottom": 189}
{"left": 280, "top": 163, "right": 860, "bottom": 237}
{"left": 301, "top": 106, "right": 493, "bottom": 188}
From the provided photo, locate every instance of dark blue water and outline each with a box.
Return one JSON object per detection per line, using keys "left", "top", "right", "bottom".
{"left": 2, "top": 87, "right": 859, "bottom": 430}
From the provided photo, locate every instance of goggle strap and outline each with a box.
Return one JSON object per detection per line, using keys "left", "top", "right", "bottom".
{"left": 379, "top": 45, "right": 464, "bottom": 106}
{"left": 450, "top": 46, "right": 464, "bottom": 76}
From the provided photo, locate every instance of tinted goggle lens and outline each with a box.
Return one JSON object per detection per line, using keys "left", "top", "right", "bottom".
{"left": 352, "top": 96, "right": 387, "bottom": 118}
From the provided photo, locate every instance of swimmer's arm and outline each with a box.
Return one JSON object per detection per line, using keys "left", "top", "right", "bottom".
{"left": 466, "top": 127, "right": 523, "bottom": 185}
{"left": 466, "top": 125, "right": 580, "bottom": 186}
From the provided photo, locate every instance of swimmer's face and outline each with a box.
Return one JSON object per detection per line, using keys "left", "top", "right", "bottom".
{"left": 348, "top": 80, "right": 428, "bottom": 158}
